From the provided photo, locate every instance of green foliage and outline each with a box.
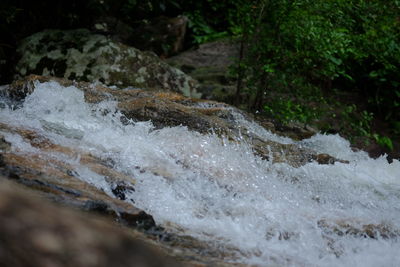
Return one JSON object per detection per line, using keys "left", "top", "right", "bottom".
{"left": 334, "top": 103, "right": 394, "bottom": 150}
{"left": 178, "top": 0, "right": 247, "bottom": 44}
{"left": 219, "top": 0, "right": 399, "bottom": 150}
{"left": 264, "top": 98, "right": 318, "bottom": 125}
{"left": 0, "top": 4, "right": 21, "bottom": 25}
{"left": 373, "top": 134, "right": 394, "bottom": 151}
{"left": 185, "top": 11, "right": 228, "bottom": 44}
{"left": 230, "top": 0, "right": 399, "bottom": 115}
{"left": 340, "top": 104, "right": 374, "bottom": 140}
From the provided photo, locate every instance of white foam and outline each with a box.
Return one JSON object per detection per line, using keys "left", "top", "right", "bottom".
{"left": 1, "top": 81, "right": 399, "bottom": 266}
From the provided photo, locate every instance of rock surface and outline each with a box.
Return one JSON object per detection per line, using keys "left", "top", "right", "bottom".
{"left": 167, "top": 40, "right": 239, "bottom": 102}
{"left": 0, "top": 121, "right": 154, "bottom": 230}
{"left": 15, "top": 29, "right": 200, "bottom": 98}
{"left": 0, "top": 179, "right": 182, "bottom": 267}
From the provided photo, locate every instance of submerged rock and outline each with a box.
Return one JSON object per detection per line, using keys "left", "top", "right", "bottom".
{"left": 15, "top": 29, "right": 200, "bottom": 98}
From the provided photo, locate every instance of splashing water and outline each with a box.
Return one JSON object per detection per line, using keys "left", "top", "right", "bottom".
{"left": 1, "top": 81, "right": 400, "bottom": 266}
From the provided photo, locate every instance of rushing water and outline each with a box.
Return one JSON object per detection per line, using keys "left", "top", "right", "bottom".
{"left": 1, "top": 81, "right": 400, "bottom": 266}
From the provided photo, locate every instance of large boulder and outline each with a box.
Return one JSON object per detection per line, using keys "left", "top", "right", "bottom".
{"left": 15, "top": 29, "right": 200, "bottom": 98}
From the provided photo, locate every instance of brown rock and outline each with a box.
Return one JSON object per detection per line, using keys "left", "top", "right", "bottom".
{"left": 0, "top": 179, "right": 183, "bottom": 267}
{"left": 314, "top": 153, "right": 349, "bottom": 165}
{"left": 0, "top": 134, "right": 11, "bottom": 152}
{"left": 317, "top": 219, "right": 400, "bottom": 239}
{"left": 0, "top": 121, "right": 153, "bottom": 229}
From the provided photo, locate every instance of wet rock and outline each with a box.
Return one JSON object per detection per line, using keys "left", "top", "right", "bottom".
{"left": 314, "top": 153, "right": 349, "bottom": 165}
{"left": 15, "top": 29, "right": 200, "bottom": 98}
{"left": 111, "top": 181, "right": 135, "bottom": 201}
{"left": 317, "top": 218, "right": 400, "bottom": 257}
{"left": 0, "top": 121, "right": 152, "bottom": 229}
{"left": 4, "top": 75, "right": 345, "bottom": 167}
{"left": 251, "top": 137, "right": 348, "bottom": 166}
{"left": 0, "top": 179, "right": 183, "bottom": 267}
{"left": 260, "top": 119, "right": 318, "bottom": 141}
{"left": 167, "top": 40, "right": 239, "bottom": 101}
{"left": 317, "top": 219, "right": 400, "bottom": 239}
{"left": 0, "top": 134, "right": 11, "bottom": 152}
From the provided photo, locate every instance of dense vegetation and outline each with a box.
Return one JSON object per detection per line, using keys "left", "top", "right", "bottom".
{"left": 1, "top": 0, "right": 399, "bottom": 154}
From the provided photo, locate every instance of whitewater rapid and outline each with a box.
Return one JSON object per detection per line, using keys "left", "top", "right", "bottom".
{"left": 1, "top": 81, "right": 399, "bottom": 266}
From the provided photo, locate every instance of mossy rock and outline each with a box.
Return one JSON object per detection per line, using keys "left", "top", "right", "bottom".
{"left": 15, "top": 29, "right": 200, "bottom": 98}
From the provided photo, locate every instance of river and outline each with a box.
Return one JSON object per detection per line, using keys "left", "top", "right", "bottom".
{"left": 1, "top": 81, "right": 399, "bottom": 266}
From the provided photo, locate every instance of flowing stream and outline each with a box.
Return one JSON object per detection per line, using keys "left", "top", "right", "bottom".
{"left": 1, "top": 81, "right": 400, "bottom": 266}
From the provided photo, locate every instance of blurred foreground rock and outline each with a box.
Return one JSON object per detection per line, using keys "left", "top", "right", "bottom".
{"left": 0, "top": 179, "right": 182, "bottom": 267}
